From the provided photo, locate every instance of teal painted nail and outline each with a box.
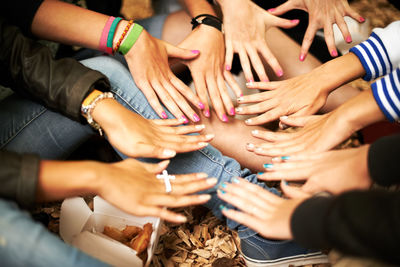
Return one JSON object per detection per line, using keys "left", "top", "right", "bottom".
{"left": 220, "top": 182, "right": 227, "bottom": 188}
{"left": 257, "top": 172, "right": 264, "bottom": 176}
{"left": 281, "top": 156, "right": 291, "bottom": 161}
{"left": 263, "top": 163, "right": 274, "bottom": 169}
{"left": 232, "top": 177, "right": 240, "bottom": 184}
{"left": 218, "top": 189, "right": 226, "bottom": 194}
{"left": 283, "top": 179, "right": 288, "bottom": 185}
{"left": 219, "top": 204, "right": 228, "bottom": 211}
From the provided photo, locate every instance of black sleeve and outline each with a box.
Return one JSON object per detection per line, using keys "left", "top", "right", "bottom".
{"left": 3, "top": 0, "right": 44, "bottom": 35}
{"left": 0, "top": 19, "right": 110, "bottom": 122}
{"left": 291, "top": 190, "right": 400, "bottom": 265}
{"left": 0, "top": 150, "right": 40, "bottom": 208}
{"left": 368, "top": 134, "right": 400, "bottom": 186}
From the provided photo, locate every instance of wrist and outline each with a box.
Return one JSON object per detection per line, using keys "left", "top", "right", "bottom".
{"left": 91, "top": 98, "right": 125, "bottom": 132}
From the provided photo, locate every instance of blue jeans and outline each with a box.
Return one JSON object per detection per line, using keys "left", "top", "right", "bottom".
{"left": 0, "top": 57, "right": 268, "bottom": 265}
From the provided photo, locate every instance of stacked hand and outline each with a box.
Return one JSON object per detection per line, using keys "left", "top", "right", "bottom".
{"left": 269, "top": 0, "right": 364, "bottom": 60}
{"left": 219, "top": 0, "right": 299, "bottom": 82}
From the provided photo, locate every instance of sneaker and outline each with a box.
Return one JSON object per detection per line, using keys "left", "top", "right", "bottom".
{"left": 240, "top": 234, "right": 329, "bottom": 267}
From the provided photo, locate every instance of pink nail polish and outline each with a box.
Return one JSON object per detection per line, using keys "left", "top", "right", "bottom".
{"left": 198, "top": 102, "right": 205, "bottom": 109}
{"left": 229, "top": 107, "right": 235, "bottom": 116}
{"left": 222, "top": 114, "right": 228, "bottom": 122}
{"left": 248, "top": 79, "right": 254, "bottom": 83}
{"left": 262, "top": 79, "right": 269, "bottom": 82}
{"left": 331, "top": 50, "right": 338, "bottom": 57}
{"left": 204, "top": 109, "right": 210, "bottom": 117}
{"left": 240, "top": 93, "right": 244, "bottom": 97}
{"left": 161, "top": 111, "right": 168, "bottom": 119}
{"left": 225, "top": 65, "right": 231, "bottom": 71}
{"left": 359, "top": 16, "right": 365, "bottom": 23}
{"left": 345, "top": 36, "right": 352, "bottom": 43}
{"left": 268, "top": 8, "right": 276, "bottom": 12}
{"left": 182, "top": 115, "right": 189, "bottom": 124}
{"left": 291, "top": 19, "right": 299, "bottom": 24}
{"left": 191, "top": 50, "right": 200, "bottom": 54}
{"left": 299, "top": 54, "right": 305, "bottom": 61}
{"left": 193, "top": 114, "right": 200, "bottom": 122}
{"left": 276, "top": 70, "right": 284, "bottom": 77}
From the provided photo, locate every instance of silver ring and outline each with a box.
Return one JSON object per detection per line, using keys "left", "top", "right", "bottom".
{"left": 156, "top": 170, "right": 175, "bottom": 193}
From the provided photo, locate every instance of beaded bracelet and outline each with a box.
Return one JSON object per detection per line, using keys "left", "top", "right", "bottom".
{"left": 114, "top": 20, "right": 134, "bottom": 53}
{"left": 106, "top": 17, "right": 123, "bottom": 54}
{"left": 118, "top": 23, "right": 144, "bottom": 55}
{"left": 99, "top": 16, "right": 115, "bottom": 53}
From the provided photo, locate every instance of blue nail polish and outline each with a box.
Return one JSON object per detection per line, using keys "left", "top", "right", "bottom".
{"left": 232, "top": 177, "right": 240, "bottom": 184}
{"left": 220, "top": 182, "right": 227, "bottom": 188}
{"left": 281, "top": 156, "right": 291, "bottom": 161}
{"left": 219, "top": 204, "right": 228, "bottom": 211}
{"left": 218, "top": 189, "right": 226, "bottom": 194}
{"left": 257, "top": 172, "right": 264, "bottom": 176}
{"left": 263, "top": 163, "right": 274, "bottom": 168}
{"left": 283, "top": 179, "right": 288, "bottom": 185}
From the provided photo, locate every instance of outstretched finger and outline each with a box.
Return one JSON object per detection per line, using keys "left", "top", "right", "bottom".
{"left": 145, "top": 194, "right": 212, "bottom": 208}
{"left": 323, "top": 22, "right": 338, "bottom": 57}
{"left": 280, "top": 115, "right": 313, "bottom": 127}
{"left": 225, "top": 40, "right": 234, "bottom": 72}
{"left": 268, "top": 1, "right": 297, "bottom": 16}
{"left": 335, "top": 12, "right": 352, "bottom": 44}
{"left": 238, "top": 45, "right": 254, "bottom": 83}
{"left": 132, "top": 143, "right": 177, "bottom": 159}
{"left": 246, "top": 44, "right": 269, "bottom": 82}
{"left": 224, "top": 70, "right": 243, "bottom": 98}
{"left": 300, "top": 24, "right": 318, "bottom": 61}
{"left": 245, "top": 81, "right": 280, "bottom": 91}
{"left": 137, "top": 206, "right": 188, "bottom": 223}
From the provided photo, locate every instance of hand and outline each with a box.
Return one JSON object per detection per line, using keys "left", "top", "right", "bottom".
{"left": 258, "top": 146, "right": 372, "bottom": 195}
{"left": 247, "top": 112, "right": 354, "bottom": 157}
{"left": 217, "top": 177, "right": 305, "bottom": 239}
{"left": 269, "top": 0, "right": 364, "bottom": 60}
{"left": 178, "top": 25, "right": 242, "bottom": 122}
{"left": 124, "top": 29, "right": 204, "bottom": 122}
{"left": 92, "top": 99, "right": 214, "bottom": 158}
{"left": 98, "top": 159, "right": 218, "bottom": 223}
{"left": 219, "top": 0, "right": 299, "bottom": 82}
{"left": 236, "top": 77, "right": 330, "bottom": 125}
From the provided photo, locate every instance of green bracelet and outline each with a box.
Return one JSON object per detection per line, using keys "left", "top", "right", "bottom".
{"left": 118, "top": 23, "right": 144, "bottom": 55}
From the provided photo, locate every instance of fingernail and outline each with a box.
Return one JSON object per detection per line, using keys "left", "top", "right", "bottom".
{"left": 199, "top": 194, "right": 211, "bottom": 200}
{"left": 256, "top": 147, "right": 263, "bottom": 152}
{"left": 248, "top": 79, "right": 254, "bottom": 84}
{"left": 225, "top": 65, "right": 231, "bottom": 71}
{"left": 195, "top": 124, "right": 205, "bottom": 129}
{"left": 346, "top": 36, "right": 352, "bottom": 43}
{"left": 281, "top": 156, "right": 291, "bottom": 161}
{"left": 198, "top": 102, "right": 205, "bottom": 109}
{"left": 252, "top": 130, "right": 259, "bottom": 135}
{"left": 272, "top": 156, "right": 281, "bottom": 162}
{"left": 235, "top": 107, "right": 243, "bottom": 113}
{"left": 193, "top": 114, "right": 200, "bottom": 122}
{"left": 207, "top": 178, "right": 218, "bottom": 184}
{"left": 198, "top": 142, "right": 209, "bottom": 147}
{"left": 161, "top": 111, "right": 168, "bottom": 119}
{"left": 177, "top": 215, "right": 187, "bottom": 222}
{"left": 237, "top": 97, "right": 243, "bottom": 102}
{"left": 204, "top": 109, "right": 210, "bottom": 117}
{"left": 232, "top": 177, "right": 240, "bottom": 184}
{"left": 240, "top": 93, "right": 244, "bottom": 97}
{"left": 181, "top": 115, "right": 189, "bottom": 124}
{"left": 218, "top": 189, "right": 226, "bottom": 194}
{"left": 280, "top": 115, "right": 288, "bottom": 120}
{"left": 263, "top": 163, "right": 274, "bottom": 169}
{"left": 267, "top": 8, "right": 276, "bottom": 12}
{"left": 291, "top": 19, "right": 299, "bottom": 24}
{"left": 359, "top": 16, "right": 365, "bottom": 23}
{"left": 219, "top": 204, "right": 228, "bottom": 211}
{"left": 196, "top": 173, "right": 208, "bottom": 179}
{"left": 331, "top": 50, "right": 338, "bottom": 57}
{"left": 220, "top": 182, "right": 227, "bottom": 188}
{"left": 283, "top": 179, "right": 288, "bottom": 186}
{"left": 206, "top": 134, "right": 215, "bottom": 139}
{"left": 299, "top": 53, "right": 305, "bottom": 61}
{"left": 263, "top": 79, "right": 269, "bottom": 82}
{"left": 163, "top": 149, "right": 176, "bottom": 157}
{"left": 245, "top": 118, "right": 252, "bottom": 124}
{"left": 222, "top": 114, "right": 228, "bottom": 122}
{"left": 191, "top": 50, "right": 200, "bottom": 54}
{"left": 229, "top": 107, "right": 235, "bottom": 116}
{"left": 257, "top": 172, "right": 264, "bottom": 176}
{"left": 247, "top": 143, "right": 255, "bottom": 149}
{"left": 276, "top": 70, "right": 284, "bottom": 77}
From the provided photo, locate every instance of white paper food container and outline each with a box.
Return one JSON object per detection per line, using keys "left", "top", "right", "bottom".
{"left": 60, "top": 196, "right": 161, "bottom": 267}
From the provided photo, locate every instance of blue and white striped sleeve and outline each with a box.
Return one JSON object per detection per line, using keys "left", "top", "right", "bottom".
{"left": 372, "top": 68, "right": 400, "bottom": 122}
{"left": 349, "top": 21, "right": 400, "bottom": 81}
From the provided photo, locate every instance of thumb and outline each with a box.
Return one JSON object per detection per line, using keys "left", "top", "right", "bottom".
{"left": 280, "top": 115, "right": 313, "bottom": 127}
{"left": 268, "top": 1, "right": 296, "bottom": 16}
{"left": 164, "top": 41, "right": 200, "bottom": 60}
{"left": 281, "top": 180, "right": 311, "bottom": 199}
{"left": 269, "top": 15, "right": 300, "bottom": 29}
{"left": 134, "top": 143, "right": 177, "bottom": 159}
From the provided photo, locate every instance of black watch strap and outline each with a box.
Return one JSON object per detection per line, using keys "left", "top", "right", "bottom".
{"left": 191, "top": 14, "right": 223, "bottom": 32}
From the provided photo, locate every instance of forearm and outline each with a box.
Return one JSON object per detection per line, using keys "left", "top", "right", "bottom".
{"left": 292, "top": 191, "right": 400, "bottom": 264}
{"left": 182, "top": 0, "right": 217, "bottom": 17}
{"left": 36, "top": 160, "right": 101, "bottom": 202}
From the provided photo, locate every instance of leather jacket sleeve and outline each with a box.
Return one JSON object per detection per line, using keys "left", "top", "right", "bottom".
{"left": 0, "top": 18, "right": 110, "bottom": 122}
